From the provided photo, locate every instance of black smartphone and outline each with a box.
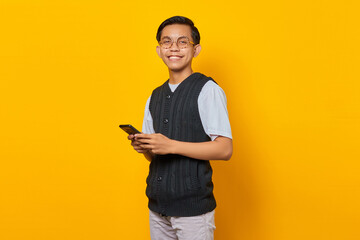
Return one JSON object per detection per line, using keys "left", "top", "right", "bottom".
{"left": 119, "top": 124, "right": 141, "bottom": 135}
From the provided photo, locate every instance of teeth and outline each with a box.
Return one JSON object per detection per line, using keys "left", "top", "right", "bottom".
{"left": 169, "top": 56, "right": 181, "bottom": 59}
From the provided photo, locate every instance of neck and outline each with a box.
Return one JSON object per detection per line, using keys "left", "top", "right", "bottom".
{"left": 168, "top": 68, "right": 193, "bottom": 84}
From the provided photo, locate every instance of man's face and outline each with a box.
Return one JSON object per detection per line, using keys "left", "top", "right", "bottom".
{"left": 156, "top": 24, "right": 201, "bottom": 73}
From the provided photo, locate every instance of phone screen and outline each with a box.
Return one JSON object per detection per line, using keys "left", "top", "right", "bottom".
{"left": 119, "top": 124, "right": 141, "bottom": 135}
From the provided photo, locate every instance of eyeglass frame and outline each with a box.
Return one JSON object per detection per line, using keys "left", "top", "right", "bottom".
{"left": 158, "top": 36, "right": 195, "bottom": 49}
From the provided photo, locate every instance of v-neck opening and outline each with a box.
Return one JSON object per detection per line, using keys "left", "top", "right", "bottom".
{"left": 166, "top": 72, "right": 200, "bottom": 94}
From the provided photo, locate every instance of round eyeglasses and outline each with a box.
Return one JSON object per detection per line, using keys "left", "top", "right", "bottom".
{"left": 159, "top": 36, "right": 195, "bottom": 49}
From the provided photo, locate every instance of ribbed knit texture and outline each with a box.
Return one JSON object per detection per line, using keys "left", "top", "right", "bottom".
{"left": 147, "top": 72, "right": 217, "bottom": 217}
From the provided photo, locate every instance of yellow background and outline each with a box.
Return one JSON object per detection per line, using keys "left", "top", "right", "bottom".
{"left": 1, "top": 0, "right": 359, "bottom": 239}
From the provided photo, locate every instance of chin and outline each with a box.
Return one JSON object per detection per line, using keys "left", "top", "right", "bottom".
{"left": 168, "top": 66, "right": 187, "bottom": 72}
{"left": 166, "top": 63, "right": 190, "bottom": 72}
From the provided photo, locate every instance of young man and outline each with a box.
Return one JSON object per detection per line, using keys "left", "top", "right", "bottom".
{"left": 128, "top": 16, "right": 232, "bottom": 240}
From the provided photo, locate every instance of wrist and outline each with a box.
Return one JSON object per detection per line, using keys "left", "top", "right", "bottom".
{"left": 169, "top": 139, "right": 178, "bottom": 155}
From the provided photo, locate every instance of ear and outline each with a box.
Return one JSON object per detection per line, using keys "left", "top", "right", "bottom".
{"left": 193, "top": 44, "right": 202, "bottom": 58}
{"left": 156, "top": 46, "right": 161, "bottom": 58}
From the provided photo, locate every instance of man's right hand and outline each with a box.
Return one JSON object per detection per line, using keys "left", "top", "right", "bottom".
{"left": 128, "top": 134, "right": 148, "bottom": 153}
{"left": 128, "top": 134, "right": 154, "bottom": 161}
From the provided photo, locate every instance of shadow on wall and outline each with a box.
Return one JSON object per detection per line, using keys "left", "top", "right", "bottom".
{"left": 197, "top": 48, "right": 265, "bottom": 239}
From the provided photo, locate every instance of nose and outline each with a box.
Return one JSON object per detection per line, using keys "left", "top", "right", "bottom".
{"left": 169, "top": 41, "right": 180, "bottom": 51}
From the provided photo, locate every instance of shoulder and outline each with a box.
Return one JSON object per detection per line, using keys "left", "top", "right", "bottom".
{"left": 203, "top": 80, "right": 221, "bottom": 90}
{"left": 201, "top": 79, "right": 226, "bottom": 98}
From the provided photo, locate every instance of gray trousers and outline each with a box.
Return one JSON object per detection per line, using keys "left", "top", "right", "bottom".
{"left": 149, "top": 210, "right": 216, "bottom": 240}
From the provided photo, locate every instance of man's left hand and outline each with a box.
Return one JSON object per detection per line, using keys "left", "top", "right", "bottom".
{"left": 134, "top": 133, "right": 174, "bottom": 155}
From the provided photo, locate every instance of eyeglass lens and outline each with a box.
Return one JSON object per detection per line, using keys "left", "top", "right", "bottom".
{"left": 160, "top": 37, "right": 191, "bottom": 49}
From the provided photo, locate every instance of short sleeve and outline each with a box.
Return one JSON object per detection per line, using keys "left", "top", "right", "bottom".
{"left": 198, "top": 81, "right": 232, "bottom": 141}
{"left": 142, "top": 96, "right": 155, "bottom": 134}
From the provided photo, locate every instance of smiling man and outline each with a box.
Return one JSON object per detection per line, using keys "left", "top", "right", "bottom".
{"left": 128, "top": 16, "right": 232, "bottom": 240}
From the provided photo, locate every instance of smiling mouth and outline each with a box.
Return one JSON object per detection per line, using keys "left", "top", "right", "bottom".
{"left": 168, "top": 55, "right": 183, "bottom": 60}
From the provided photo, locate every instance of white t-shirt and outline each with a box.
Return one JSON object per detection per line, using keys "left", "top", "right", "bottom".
{"left": 142, "top": 80, "right": 232, "bottom": 141}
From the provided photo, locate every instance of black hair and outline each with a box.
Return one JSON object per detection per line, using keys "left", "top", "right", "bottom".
{"left": 156, "top": 16, "right": 200, "bottom": 45}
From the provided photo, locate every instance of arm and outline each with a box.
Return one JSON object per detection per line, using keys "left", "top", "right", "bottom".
{"left": 135, "top": 133, "right": 233, "bottom": 160}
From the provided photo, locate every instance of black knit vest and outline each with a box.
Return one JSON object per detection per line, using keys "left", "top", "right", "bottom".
{"left": 147, "top": 72, "right": 217, "bottom": 217}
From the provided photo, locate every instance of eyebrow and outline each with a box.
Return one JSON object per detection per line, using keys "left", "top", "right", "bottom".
{"left": 161, "top": 35, "right": 188, "bottom": 40}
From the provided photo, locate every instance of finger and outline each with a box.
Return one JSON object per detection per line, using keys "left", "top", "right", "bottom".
{"left": 134, "top": 146, "right": 145, "bottom": 151}
{"left": 137, "top": 139, "right": 152, "bottom": 144}
{"left": 128, "top": 134, "right": 135, "bottom": 140}
{"left": 140, "top": 144, "right": 152, "bottom": 150}
{"left": 131, "top": 140, "right": 148, "bottom": 146}
{"left": 134, "top": 145, "right": 147, "bottom": 151}
{"left": 134, "top": 133, "right": 152, "bottom": 140}
{"left": 132, "top": 142, "right": 143, "bottom": 148}
{"left": 131, "top": 142, "right": 137, "bottom": 147}
{"left": 136, "top": 149, "right": 148, "bottom": 153}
